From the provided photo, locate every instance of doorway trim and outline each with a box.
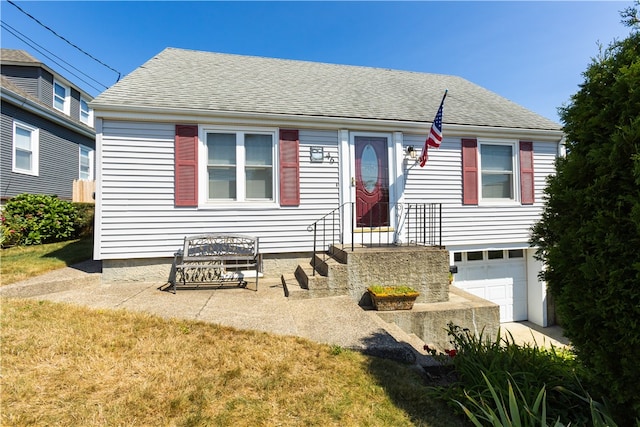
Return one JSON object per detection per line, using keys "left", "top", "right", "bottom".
{"left": 339, "top": 130, "right": 403, "bottom": 245}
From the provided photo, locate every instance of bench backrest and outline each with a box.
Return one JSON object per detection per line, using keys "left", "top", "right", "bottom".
{"left": 183, "top": 234, "right": 258, "bottom": 260}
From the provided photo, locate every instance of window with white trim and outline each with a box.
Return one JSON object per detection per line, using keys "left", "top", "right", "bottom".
{"left": 80, "top": 97, "right": 92, "bottom": 126}
{"left": 12, "top": 121, "right": 39, "bottom": 176}
{"left": 79, "top": 145, "right": 94, "bottom": 180}
{"left": 53, "top": 80, "right": 70, "bottom": 115}
{"left": 479, "top": 141, "right": 517, "bottom": 201}
{"left": 204, "top": 128, "right": 276, "bottom": 202}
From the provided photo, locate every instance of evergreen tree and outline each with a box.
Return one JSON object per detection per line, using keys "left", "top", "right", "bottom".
{"left": 531, "top": 7, "right": 640, "bottom": 422}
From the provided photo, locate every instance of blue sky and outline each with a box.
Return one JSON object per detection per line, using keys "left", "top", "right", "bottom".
{"left": 1, "top": 1, "right": 634, "bottom": 123}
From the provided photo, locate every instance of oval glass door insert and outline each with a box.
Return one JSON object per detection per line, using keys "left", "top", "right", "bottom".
{"left": 361, "top": 144, "right": 378, "bottom": 193}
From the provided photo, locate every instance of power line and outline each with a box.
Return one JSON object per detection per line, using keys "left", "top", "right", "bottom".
{"left": 1, "top": 20, "right": 109, "bottom": 92}
{"left": 1, "top": 21, "right": 107, "bottom": 93}
{"left": 7, "top": 0, "right": 121, "bottom": 82}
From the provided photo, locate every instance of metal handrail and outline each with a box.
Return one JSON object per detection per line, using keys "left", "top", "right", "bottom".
{"left": 307, "top": 202, "right": 442, "bottom": 276}
{"left": 307, "top": 202, "right": 353, "bottom": 275}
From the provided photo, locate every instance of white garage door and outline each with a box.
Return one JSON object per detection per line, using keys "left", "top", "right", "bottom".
{"left": 453, "top": 249, "right": 527, "bottom": 322}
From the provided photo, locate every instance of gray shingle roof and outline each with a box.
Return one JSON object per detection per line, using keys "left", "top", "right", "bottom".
{"left": 0, "top": 49, "right": 41, "bottom": 65}
{"left": 93, "top": 47, "right": 560, "bottom": 131}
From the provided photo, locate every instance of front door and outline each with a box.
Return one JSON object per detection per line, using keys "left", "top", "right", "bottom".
{"left": 355, "top": 136, "right": 389, "bottom": 227}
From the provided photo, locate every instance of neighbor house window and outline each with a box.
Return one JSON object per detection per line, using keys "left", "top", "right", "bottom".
{"left": 80, "top": 97, "right": 92, "bottom": 125}
{"left": 53, "top": 80, "right": 70, "bottom": 115}
{"left": 79, "top": 145, "right": 94, "bottom": 180}
{"left": 479, "top": 142, "right": 516, "bottom": 201}
{"left": 205, "top": 129, "right": 275, "bottom": 202}
{"left": 12, "top": 121, "right": 39, "bottom": 176}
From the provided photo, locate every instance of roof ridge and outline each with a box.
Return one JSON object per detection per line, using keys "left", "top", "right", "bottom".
{"left": 161, "top": 46, "right": 455, "bottom": 79}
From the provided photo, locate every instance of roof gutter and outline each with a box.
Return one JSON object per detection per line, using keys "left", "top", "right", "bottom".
{"left": 2, "top": 87, "right": 95, "bottom": 139}
{"left": 91, "top": 103, "right": 565, "bottom": 142}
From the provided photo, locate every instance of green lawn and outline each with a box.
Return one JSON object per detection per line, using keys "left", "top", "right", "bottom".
{"left": 1, "top": 236, "right": 93, "bottom": 285}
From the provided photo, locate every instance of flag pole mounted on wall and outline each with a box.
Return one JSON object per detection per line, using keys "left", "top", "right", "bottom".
{"left": 418, "top": 89, "right": 447, "bottom": 167}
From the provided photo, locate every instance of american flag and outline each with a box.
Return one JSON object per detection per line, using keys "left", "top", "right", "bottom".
{"left": 419, "top": 90, "right": 447, "bottom": 167}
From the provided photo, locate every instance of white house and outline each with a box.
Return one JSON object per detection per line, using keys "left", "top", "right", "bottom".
{"left": 91, "top": 48, "right": 563, "bottom": 327}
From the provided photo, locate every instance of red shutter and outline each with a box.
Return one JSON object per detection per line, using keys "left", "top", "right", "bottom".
{"left": 462, "top": 138, "right": 478, "bottom": 205}
{"left": 174, "top": 125, "right": 198, "bottom": 207}
{"left": 279, "top": 129, "right": 300, "bottom": 206}
{"left": 519, "top": 141, "right": 535, "bottom": 205}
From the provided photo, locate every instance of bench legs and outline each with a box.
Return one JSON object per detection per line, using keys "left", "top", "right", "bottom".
{"left": 170, "top": 265, "right": 259, "bottom": 292}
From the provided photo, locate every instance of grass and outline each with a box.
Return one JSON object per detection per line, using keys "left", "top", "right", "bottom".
{"left": 0, "top": 236, "right": 93, "bottom": 285}
{"left": 368, "top": 285, "right": 419, "bottom": 296}
{"left": 1, "top": 298, "right": 468, "bottom": 426}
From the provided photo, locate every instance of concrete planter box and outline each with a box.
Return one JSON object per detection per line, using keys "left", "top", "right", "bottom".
{"left": 368, "top": 287, "right": 419, "bottom": 311}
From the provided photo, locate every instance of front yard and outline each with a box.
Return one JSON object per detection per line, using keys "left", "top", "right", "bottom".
{"left": 1, "top": 236, "right": 93, "bottom": 285}
{"left": 1, "top": 298, "right": 466, "bottom": 426}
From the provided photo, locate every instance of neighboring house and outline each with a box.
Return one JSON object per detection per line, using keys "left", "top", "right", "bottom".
{"left": 91, "top": 47, "right": 564, "bottom": 327}
{"left": 1, "top": 49, "right": 95, "bottom": 202}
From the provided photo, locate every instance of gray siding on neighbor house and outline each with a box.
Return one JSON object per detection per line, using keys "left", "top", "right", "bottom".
{"left": 0, "top": 65, "right": 40, "bottom": 98}
{"left": 39, "top": 70, "right": 54, "bottom": 113}
{"left": 1, "top": 101, "right": 95, "bottom": 200}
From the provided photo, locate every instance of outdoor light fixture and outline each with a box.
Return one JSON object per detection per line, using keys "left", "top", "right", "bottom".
{"left": 406, "top": 146, "right": 416, "bottom": 159}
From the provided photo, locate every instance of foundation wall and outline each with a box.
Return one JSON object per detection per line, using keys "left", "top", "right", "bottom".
{"left": 102, "top": 253, "right": 312, "bottom": 284}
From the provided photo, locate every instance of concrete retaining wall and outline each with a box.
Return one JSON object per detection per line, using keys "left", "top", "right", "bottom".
{"left": 376, "top": 286, "right": 500, "bottom": 349}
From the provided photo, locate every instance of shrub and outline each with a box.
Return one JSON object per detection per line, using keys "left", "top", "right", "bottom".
{"left": 72, "top": 202, "right": 94, "bottom": 238}
{"left": 1, "top": 194, "right": 78, "bottom": 246}
{"left": 431, "top": 323, "right": 595, "bottom": 425}
{"left": 530, "top": 27, "right": 640, "bottom": 421}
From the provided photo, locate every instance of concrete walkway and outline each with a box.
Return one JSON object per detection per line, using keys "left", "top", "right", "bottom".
{"left": 1, "top": 260, "right": 569, "bottom": 364}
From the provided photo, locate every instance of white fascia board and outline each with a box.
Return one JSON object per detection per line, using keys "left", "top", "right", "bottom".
{"left": 91, "top": 104, "right": 565, "bottom": 142}
{"left": 1, "top": 89, "right": 95, "bottom": 139}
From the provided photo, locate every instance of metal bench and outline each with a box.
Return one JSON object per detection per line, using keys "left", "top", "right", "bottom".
{"left": 170, "top": 233, "right": 260, "bottom": 293}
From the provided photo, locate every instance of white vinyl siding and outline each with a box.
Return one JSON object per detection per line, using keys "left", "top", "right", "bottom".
{"left": 403, "top": 135, "right": 558, "bottom": 247}
{"left": 96, "top": 121, "right": 340, "bottom": 259}
{"left": 96, "top": 122, "right": 558, "bottom": 260}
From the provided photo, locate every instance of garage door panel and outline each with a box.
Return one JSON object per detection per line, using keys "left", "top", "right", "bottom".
{"left": 487, "top": 285, "right": 507, "bottom": 300}
{"left": 454, "top": 252, "right": 528, "bottom": 323}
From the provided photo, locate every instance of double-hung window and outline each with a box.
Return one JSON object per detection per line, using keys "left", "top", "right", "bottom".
{"left": 479, "top": 141, "right": 517, "bottom": 201}
{"left": 12, "top": 121, "right": 39, "bottom": 176}
{"left": 53, "top": 80, "right": 70, "bottom": 115}
{"left": 80, "top": 98, "right": 92, "bottom": 126}
{"left": 79, "top": 145, "right": 94, "bottom": 180}
{"left": 205, "top": 129, "right": 275, "bottom": 202}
